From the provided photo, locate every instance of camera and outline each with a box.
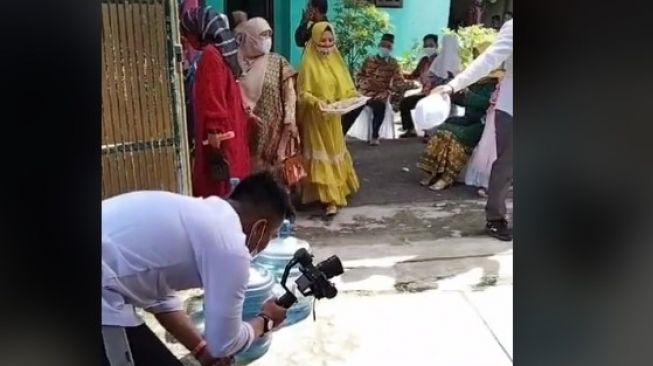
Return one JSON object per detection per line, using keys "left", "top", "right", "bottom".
{"left": 275, "top": 248, "right": 344, "bottom": 309}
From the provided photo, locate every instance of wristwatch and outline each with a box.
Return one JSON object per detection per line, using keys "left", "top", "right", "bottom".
{"left": 258, "top": 313, "right": 274, "bottom": 335}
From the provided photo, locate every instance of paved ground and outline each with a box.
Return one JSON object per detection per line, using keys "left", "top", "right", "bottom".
{"left": 144, "top": 135, "right": 514, "bottom": 365}
{"left": 339, "top": 138, "right": 481, "bottom": 207}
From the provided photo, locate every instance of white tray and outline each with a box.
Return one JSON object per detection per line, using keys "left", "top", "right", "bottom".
{"left": 321, "top": 96, "right": 370, "bottom": 115}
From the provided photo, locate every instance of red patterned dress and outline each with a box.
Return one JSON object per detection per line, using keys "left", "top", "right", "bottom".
{"left": 192, "top": 45, "right": 251, "bottom": 197}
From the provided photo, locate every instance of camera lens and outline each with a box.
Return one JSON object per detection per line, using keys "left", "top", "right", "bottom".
{"left": 316, "top": 255, "right": 344, "bottom": 279}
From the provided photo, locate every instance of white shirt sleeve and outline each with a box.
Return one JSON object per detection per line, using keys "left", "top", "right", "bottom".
{"left": 448, "top": 20, "right": 513, "bottom": 93}
{"left": 195, "top": 228, "right": 255, "bottom": 358}
{"left": 143, "top": 295, "right": 183, "bottom": 314}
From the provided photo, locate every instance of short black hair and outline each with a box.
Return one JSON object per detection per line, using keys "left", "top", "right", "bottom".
{"left": 423, "top": 34, "right": 438, "bottom": 44}
{"left": 310, "top": 0, "right": 328, "bottom": 14}
{"left": 230, "top": 171, "right": 295, "bottom": 221}
{"left": 504, "top": 11, "right": 513, "bottom": 17}
{"left": 381, "top": 33, "right": 395, "bottom": 43}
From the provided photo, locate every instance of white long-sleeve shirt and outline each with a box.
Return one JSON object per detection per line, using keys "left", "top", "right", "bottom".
{"left": 101, "top": 191, "right": 255, "bottom": 358}
{"left": 448, "top": 19, "right": 513, "bottom": 116}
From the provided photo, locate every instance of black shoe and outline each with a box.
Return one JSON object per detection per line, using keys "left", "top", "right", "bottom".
{"left": 485, "top": 220, "right": 513, "bottom": 241}
{"left": 400, "top": 131, "right": 417, "bottom": 138}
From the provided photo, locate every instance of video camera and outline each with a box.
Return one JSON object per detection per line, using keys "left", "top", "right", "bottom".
{"left": 275, "top": 248, "right": 344, "bottom": 309}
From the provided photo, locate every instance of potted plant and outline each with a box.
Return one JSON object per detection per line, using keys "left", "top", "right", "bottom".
{"left": 443, "top": 25, "right": 498, "bottom": 68}
{"left": 332, "top": 0, "right": 393, "bottom": 74}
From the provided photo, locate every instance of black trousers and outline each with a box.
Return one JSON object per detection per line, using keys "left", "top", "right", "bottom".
{"left": 485, "top": 110, "right": 514, "bottom": 222}
{"left": 102, "top": 324, "right": 183, "bottom": 366}
{"left": 399, "top": 94, "right": 426, "bottom": 131}
{"left": 341, "top": 99, "right": 386, "bottom": 138}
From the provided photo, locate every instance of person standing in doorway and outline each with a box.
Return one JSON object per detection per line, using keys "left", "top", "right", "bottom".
{"left": 295, "top": 0, "right": 329, "bottom": 48}
{"left": 432, "top": 19, "right": 513, "bottom": 241}
{"left": 231, "top": 10, "right": 248, "bottom": 30}
{"left": 490, "top": 14, "right": 502, "bottom": 31}
{"left": 465, "top": 0, "right": 485, "bottom": 26}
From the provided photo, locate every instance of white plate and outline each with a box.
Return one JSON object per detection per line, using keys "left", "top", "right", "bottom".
{"left": 321, "top": 96, "right": 370, "bottom": 115}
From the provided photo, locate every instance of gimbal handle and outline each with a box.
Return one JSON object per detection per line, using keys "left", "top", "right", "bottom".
{"left": 275, "top": 292, "right": 297, "bottom": 309}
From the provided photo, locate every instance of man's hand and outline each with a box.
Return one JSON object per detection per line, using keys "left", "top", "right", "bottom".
{"left": 260, "top": 297, "right": 287, "bottom": 328}
{"left": 196, "top": 352, "right": 234, "bottom": 366}
{"left": 430, "top": 85, "right": 455, "bottom": 96}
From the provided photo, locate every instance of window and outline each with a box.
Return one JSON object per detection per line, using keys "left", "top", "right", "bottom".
{"left": 375, "top": 0, "right": 403, "bottom": 8}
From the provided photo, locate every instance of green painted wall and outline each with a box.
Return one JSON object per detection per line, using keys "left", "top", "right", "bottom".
{"left": 206, "top": 0, "right": 224, "bottom": 11}
{"left": 203, "top": 0, "right": 451, "bottom": 70}
{"left": 287, "top": 0, "right": 451, "bottom": 67}
{"left": 383, "top": 0, "right": 451, "bottom": 58}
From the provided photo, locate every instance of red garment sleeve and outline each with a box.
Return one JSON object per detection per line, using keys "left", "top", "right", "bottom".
{"left": 195, "top": 50, "right": 230, "bottom": 134}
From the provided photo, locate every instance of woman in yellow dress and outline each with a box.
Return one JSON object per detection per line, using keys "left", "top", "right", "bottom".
{"left": 297, "top": 21, "right": 360, "bottom": 216}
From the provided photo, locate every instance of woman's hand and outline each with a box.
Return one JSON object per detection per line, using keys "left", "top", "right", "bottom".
{"left": 207, "top": 133, "right": 222, "bottom": 149}
{"left": 205, "top": 131, "right": 236, "bottom": 149}
{"left": 284, "top": 124, "right": 299, "bottom": 138}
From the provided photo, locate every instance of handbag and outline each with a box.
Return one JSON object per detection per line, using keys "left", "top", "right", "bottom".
{"left": 208, "top": 147, "right": 231, "bottom": 182}
{"left": 279, "top": 134, "right": 307, "bottom": 187}
{"left": 277, "top": 56, "right": 306, "bottom": 187}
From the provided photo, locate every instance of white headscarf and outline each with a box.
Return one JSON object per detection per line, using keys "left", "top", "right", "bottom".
{"left": 429, "top": 34, "right": 461, "bottom": 79}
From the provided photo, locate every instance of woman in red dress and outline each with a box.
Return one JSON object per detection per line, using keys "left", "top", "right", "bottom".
{"left": 181, "top": 7, "right": 251, "bottom": 197}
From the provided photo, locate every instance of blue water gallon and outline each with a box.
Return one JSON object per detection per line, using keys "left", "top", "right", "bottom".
{"left": 186, "top": 264, "right": 275, "bottom": 365}
{"left": 255, "top": 219, "right": 313, "bottom": 326}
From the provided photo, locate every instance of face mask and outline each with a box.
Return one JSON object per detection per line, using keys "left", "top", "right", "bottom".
{"left": 423, "top": 47, "right": 437, "bottom": 57}
{"left": 378, "top": 47, "right": 391, "bottom": 59}
{"left": 317, "top": 45, "right": 333, "bottom": 57}
{"left": 246, "top": 219, "right": 268, "bottom": 258}
{"left": 258, "top": 38, "right": 272, "bottom": 55}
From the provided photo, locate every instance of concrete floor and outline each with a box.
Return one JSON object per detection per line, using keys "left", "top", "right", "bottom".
{"left": 145, "top": 136, "right": 514, "bottom": 365}
{"left": 251, "top": 287, "right": 512, "bottom": 366}
{"left": 147, "top": 228, "right": 513, "bottom": 365}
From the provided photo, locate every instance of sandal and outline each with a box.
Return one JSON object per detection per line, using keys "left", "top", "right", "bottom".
{"left": 428, "top": 179, "right": 449, "bottom": 191}
{"left": 477, "top": 188, "right": 488, "bottom": 198}
{"left": 325, "top": 204, "right": 338, "bottom": 217}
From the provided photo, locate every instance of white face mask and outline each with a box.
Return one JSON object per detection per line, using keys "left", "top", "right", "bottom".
{"left": 258, "top": 37, "right": 272, "bottom": 55}
{"left": 378, "top": 47, "right": 391, "bottom": 59}
{"left": 423, "top": 47, "right": 437, "bottom": 57}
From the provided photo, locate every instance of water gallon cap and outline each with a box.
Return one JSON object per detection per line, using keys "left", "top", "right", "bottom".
{"left": 279, "top": 219, "right": 292, "bottom": 238}
{"left": 229, "top": 178, "right": 240, "bottom": 194}
{"left": 248, "top": 264, "right": 275, "bottom": 292}
{"left": 261, "top": 234, "right": 310, "bottom": 260}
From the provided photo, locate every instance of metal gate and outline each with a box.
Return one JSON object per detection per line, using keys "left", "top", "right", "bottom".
{"left": 101, "top": 0, "right": 191, "bottom": 198}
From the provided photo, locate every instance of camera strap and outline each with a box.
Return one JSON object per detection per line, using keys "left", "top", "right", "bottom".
{"left": 312, "top": 298, "right": 317, "bottom": 321}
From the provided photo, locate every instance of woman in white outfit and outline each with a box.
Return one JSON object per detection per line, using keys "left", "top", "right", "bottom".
{"left": 429, "top": 34, "right": 461, "bottom": 85}
{"left": 415, "top": 34, "right": 461, "bottom": 141}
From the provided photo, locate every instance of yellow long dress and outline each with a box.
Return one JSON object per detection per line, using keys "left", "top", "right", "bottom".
{"left": 297, "top": 22, "right": 360, "bottom": 207}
